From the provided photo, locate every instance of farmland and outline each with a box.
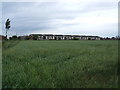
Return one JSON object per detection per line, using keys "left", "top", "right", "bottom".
{"left": 2, "top": 40, "right": 118, "bottom": 88}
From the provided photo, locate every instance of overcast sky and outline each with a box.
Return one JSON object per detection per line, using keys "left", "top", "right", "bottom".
{"left": 2, "top": 0, "right": 118, "bottom": 37}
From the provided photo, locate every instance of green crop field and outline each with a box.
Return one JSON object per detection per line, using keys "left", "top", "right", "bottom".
{"left": 2, "top": 40, "right": 118, "bottom": 88}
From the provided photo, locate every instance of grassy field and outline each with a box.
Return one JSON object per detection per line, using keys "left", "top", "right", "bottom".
{"left": 2, "top": 40, "right": 118, "bottom": 88}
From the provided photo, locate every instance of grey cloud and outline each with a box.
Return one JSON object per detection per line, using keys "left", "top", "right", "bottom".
{"left": 2, "top": 2, "right": 79, "bottom": 35}
{"left": 2, "top": 1, "right": 117, "bottom": 37}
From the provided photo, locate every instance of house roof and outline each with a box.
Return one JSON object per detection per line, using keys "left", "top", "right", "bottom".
{"left": 30, "top": 34, "right": 100, "bottom": 38}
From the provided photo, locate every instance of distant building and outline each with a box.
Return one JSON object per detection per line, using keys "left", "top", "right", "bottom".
{"left": 30, "top": 34, "right": 101, "bottom": 40}
{"left": 0, "top": 35, "right": 6, "bottom": 40}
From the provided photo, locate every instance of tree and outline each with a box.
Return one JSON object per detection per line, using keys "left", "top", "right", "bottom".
{"left": 25, "top": 36, "right": 29, "bottom": 40}
{"left": 33, "top": 35, "right": 38, "bottom": 40}
{"left": 73, "top": 37, "right": 79, "bottom": 40}
{"left": 12, "top": 35, "right": 17, "bottom": 40}
{"left": 5, "top": 19, "right": 11, "bottom": 39}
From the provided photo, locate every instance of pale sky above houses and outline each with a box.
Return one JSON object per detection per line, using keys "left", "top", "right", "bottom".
{"left": 1, "top": 0, "right": 119, "bottom": 37}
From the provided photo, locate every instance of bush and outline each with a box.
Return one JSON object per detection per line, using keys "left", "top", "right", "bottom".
{"left": 73, "top": 37, "right": 79, "bottom": 40}
{"left": 11, "top": 35, "right": 18, "bottom": 40}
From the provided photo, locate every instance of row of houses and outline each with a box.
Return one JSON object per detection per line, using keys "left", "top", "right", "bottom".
{"left": 1, "top": 34, "right": 120, "bottom": 40}
{"left": 29, "top": 34, "right": 101, "bottom": 40}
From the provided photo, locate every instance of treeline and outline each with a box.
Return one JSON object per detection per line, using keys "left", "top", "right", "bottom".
{"left": 9, "top": 35, "right": 30, "bottom": 40}
{"left": 1, "top": 35, "right": 120, "bottom": 40}
{"left": 100, "top": 37, "right": 120, "bottom": 40}
{"left": 8, "top": 35, "right": 120, "bottom": 40}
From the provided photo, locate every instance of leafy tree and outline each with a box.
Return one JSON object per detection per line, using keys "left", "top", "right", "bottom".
{"left": 9, "top": 37, "right": 12, "bottom": 40}
{"left": 73, "top": 37, "right": 79, "bottom": 40}
{"left": 25, "top": 36, "right": 29, "bottom": 40}
{"left": 18, "top": 36, "right": 21, "bottom": 40}
{"left": 5, "top": 19, "right": 11, "bottom": 39}
{"left": 33, "top": 35, "right": 38, "bottom": 40}
{"left": 12, "top": 35, "right": 17, "bottom": 40}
